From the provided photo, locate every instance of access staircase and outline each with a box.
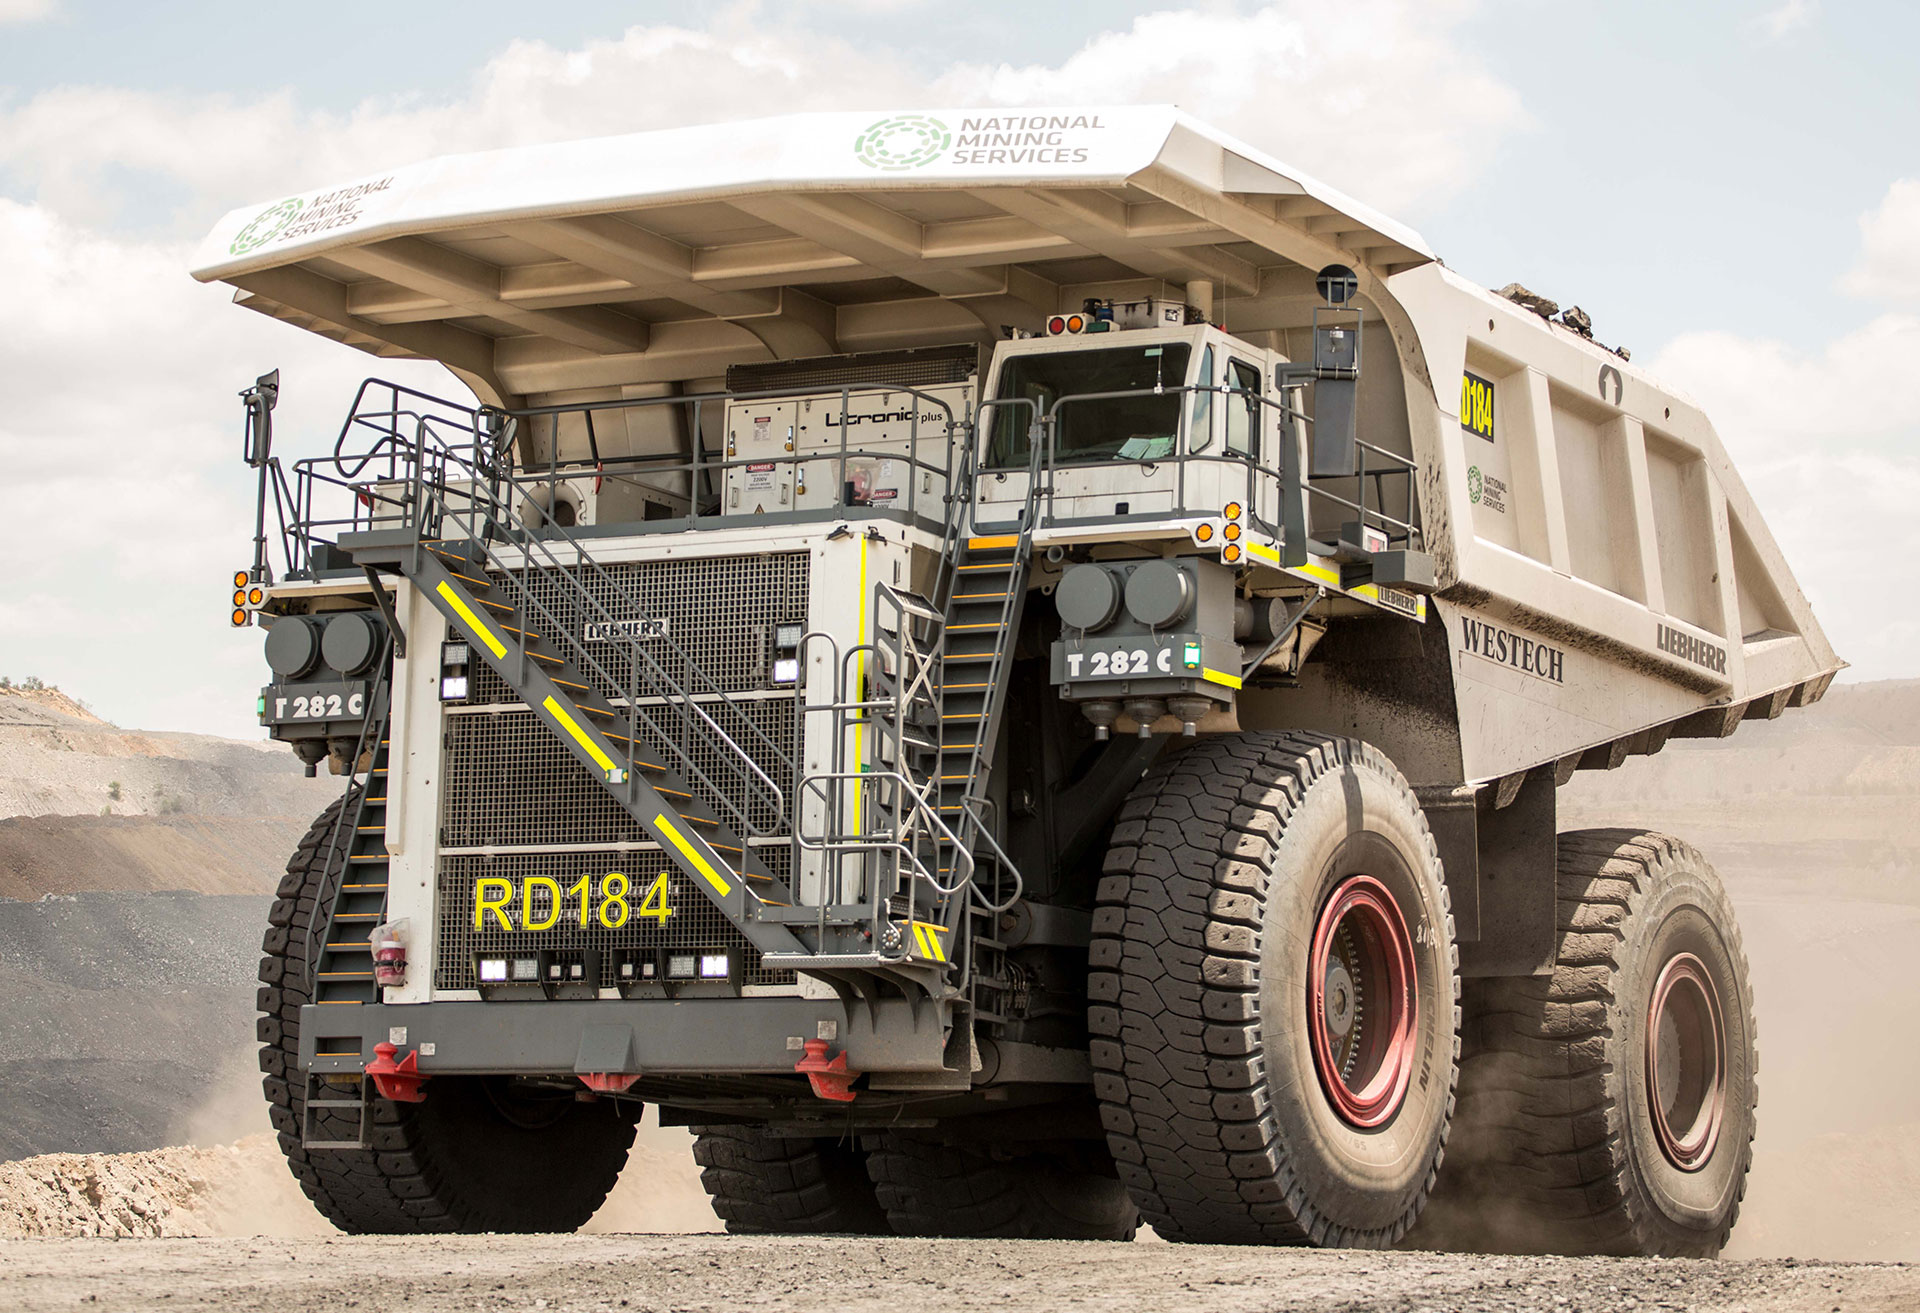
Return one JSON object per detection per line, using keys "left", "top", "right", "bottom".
{"left": 339, "top": 527, "right": 811, "bottom": 962}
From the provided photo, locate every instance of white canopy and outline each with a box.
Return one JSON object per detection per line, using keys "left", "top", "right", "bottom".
{"left": 191, "top": 106, "right": 1434, "bottom": 400}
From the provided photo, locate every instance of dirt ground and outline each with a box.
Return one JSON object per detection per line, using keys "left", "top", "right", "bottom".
{"left": 0, "top": 1233, "right": 1913, "bottom": 1313}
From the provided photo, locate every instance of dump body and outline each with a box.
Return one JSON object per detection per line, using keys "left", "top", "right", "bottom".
{"left": 195, "top": 107, "right": 1837, "bottom": 1121}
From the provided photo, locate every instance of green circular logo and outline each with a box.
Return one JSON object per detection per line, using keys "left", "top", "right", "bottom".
{"left": 1468, "top": 465, "right": 1484, "bottom": 505}
{"left": 854, "top": 115, "right": 951, "bottom": 171}
{"left": 229, "top": 197, "right": 304, "bottom": 256}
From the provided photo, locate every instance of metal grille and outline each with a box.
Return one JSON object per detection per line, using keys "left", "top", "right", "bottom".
{"left": 441, "top": 703, "right": 796, "bottom": 846}
{"left": 471, "top": 553, "right": 810, "bottom": 705}
{"left": 439, "top": 549, "right": 807, "bottom": 993}
{"left": 435, "top": 849, "right": 795, "bottom": 990}
{"left": 726, "top": 344, "right": 978, "bottom": 393}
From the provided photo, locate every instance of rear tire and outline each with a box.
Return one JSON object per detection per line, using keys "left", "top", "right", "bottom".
{"left": 691, "top": 1126, "right": 889, "bottom": 1235}
{"left": 259, "top": 791, "right": 637, "bottom": 1234}
{"left": 1415, "top": 829, "right": 1757, "bottom": 1257}
{"left": 864, "top": 1133, "right": 1138, "bottom": 1239}
{"left": 1090, "top": 732, "right": 1459, "bottom": 1246}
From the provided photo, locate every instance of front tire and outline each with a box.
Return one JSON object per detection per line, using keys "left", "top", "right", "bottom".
{"left": 1417, "top": 829, "right": 1757, "bottom": 1256}
{"left": 1090, "top": 732, "right": 1459, "bottom": 1246}
{"left": 259, "top": 791, "right": 638, "bottom": 1233}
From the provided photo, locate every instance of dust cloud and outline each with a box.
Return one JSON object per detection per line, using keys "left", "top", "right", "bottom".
{"left": 1555, "top": 679, "right": 1920, "bottom": 1262}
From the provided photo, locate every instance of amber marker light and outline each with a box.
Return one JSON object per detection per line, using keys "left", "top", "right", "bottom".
{"left": 1066, "top": 314, "right": 1085, "bottom": 333}
{"left": 1223, "top": 543, "right": 1242, "bottom": 563}
{"left": 233, "top": 571, "right": 249, "bottom": 588}
{"left": 1196, "top": 523, "right": 1215, "bottom": 543}
{"left": 1224, "top": 501, "right": 1243, "bottom": 520}
{"left": 1224, "top": 523, "right": 1242, "bottom": 542}
{"left": 231, "top": 609, "right": 248, "bottom": 627}
{"left": 249, "top": 588, "right": 265, "bottom": 605}
{"left": 232, "top": 590, "right": 247, "bottom": 606}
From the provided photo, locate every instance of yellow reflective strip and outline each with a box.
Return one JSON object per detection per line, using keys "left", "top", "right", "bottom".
{"left": 436, "top": 580, "right": 506, "bottom": 658}
{"left": 655, "top": 812, "right": 733, "bottom": 898}
{"left": 911, "top": 921, "right": 948, "bottom": 963}
{"left": 1246, "top": 540, "right": 1280, "bottom": 565}
{"left": 1298, "top": 560, "right": 1340, "bottom": 587}
{"left": 968, "top": 534, "right": 1017, "bottom": 550}
{"left": 1202, "top": 668, "right": 1244, "bottom": 690}
{"left": 541, "top": 695, "right": 616, "bottom": 772}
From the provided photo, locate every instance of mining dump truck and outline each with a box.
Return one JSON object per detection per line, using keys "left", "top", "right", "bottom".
{"left": 195, "top": 107, "right": 1839, "bottom": 1252}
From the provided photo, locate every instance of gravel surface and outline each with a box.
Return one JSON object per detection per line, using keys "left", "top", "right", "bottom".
{"left": 0, "top": 1235, "right": 1912, "bottom": 1313}
{"left": 0, "top": 893, "right": 267, "bottom": 1162}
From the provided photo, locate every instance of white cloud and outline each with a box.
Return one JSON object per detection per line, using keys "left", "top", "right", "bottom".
{"left": 1841, "top": 178, "right": 1920, "bottom": 302}
{"left": 0, "top": 2, "right": 1522, "bottom": 233}
{"left": 935, "top": 1, "right": 1525, "bottom": 211}
{"left": 1650, "top": 312, "right": 1920, "bottom": 681}
{"left": 0, "top": 199, "right": 455, "bottom": 737}
{"left": 1753, "top": 0, "right": 1818, "bottom": 40}
{"left": 0, "top": 0, "right": 56, "bottom": 24}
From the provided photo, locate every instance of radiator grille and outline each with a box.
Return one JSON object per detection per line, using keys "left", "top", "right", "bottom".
{"left": 472, "top": 553, "right": 809, "bottom": 704}
{"left": 437, "top": 551, "right": 807, "bottom": 992}
{"left": 441, "top": 702, "right": 796, "bottom": 846}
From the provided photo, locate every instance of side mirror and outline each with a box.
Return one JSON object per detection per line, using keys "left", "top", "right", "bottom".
{"left": 241, "top": 368, "right": 279, "bottom": 468}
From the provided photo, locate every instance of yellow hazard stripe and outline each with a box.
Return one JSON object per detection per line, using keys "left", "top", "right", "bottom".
{"left": 910, "top": 921, "right": 948, "bottom": 963}
{"left": 1202, "top": 668, "right": 1244, "bottom": 690}
{"left": 541, "top": 695, "right": 615, "bottom": 772}
{"left": 1244, "top": 542, "right": 1427, "bottom": 621}
{"left": 968, "top": 534, "right": 1018, "bottom": 550}
{"left": 436, "top": 580, "right": 506, "bottom": 658}
{"left": 655, "top": 811, "right": 733, "bottom": 898}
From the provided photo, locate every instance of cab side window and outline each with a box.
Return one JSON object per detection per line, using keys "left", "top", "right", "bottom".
{"left": 1188, "top": 345, "right": 1215, "bottom": 452}
{"left": 1225, "top": 358, "right": 1261, "bottom": 457}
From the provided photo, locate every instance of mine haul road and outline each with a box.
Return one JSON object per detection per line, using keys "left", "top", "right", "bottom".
{"left": 0, "top": 1234, "right": 1914, "bottom": 1312}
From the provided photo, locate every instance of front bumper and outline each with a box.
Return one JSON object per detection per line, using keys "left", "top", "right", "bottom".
{"left": 300, "top": 996, "right": 950, "bottom": 1078}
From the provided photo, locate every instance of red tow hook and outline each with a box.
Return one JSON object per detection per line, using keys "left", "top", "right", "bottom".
{"left": 365, "top": 1041, "right": 428, "bottom": 1103}
{"left": 794, "top": 1038, "right": 857, "bottom": 1103}
{"left": 580, "top": 1073, "right": 641, "bottom": 1096}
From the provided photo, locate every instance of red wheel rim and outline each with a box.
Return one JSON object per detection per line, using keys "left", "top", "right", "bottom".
{"left": 1646, "top": 951, "right": 1727, "bottom": 1171}
{"left": 1308, "top": 874, "right": 1419, "bottom": 1128}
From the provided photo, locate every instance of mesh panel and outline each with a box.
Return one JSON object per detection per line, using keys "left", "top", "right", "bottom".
{"left": 438, "top": 550, "right": 807, "bottom": 993}
{"left": 435, "top": 849, "right": 795, "bottom": 990}
{"left": 441, "top": 703, "right": 796, "bottom": 845}
{"left": 472, "top": 554, "right": 809, "bottom": 704}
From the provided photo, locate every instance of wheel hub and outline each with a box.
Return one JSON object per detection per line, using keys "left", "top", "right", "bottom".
{"left": 1646, "top": 951, "right": 1727, "bottom": 1171}
{"left": 1307, "top": 874, "right": 1418, "bottom": 1128}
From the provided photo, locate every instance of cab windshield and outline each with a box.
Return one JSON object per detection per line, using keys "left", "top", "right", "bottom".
{"left": 986, "top": 343, "right": 1193, "bottom": 468}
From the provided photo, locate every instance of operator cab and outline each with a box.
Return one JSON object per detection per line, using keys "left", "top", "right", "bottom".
{"left": 976, "top": 301, "right": 1290, "bottom": 534}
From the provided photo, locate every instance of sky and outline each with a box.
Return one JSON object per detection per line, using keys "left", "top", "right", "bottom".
{"left": 1, "top": 0, "right": 1916, "bottom": 738}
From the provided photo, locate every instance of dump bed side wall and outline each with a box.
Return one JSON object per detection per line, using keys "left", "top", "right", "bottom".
{"left": 1382, "top": 265, "right": 1839, "bottom": 784}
